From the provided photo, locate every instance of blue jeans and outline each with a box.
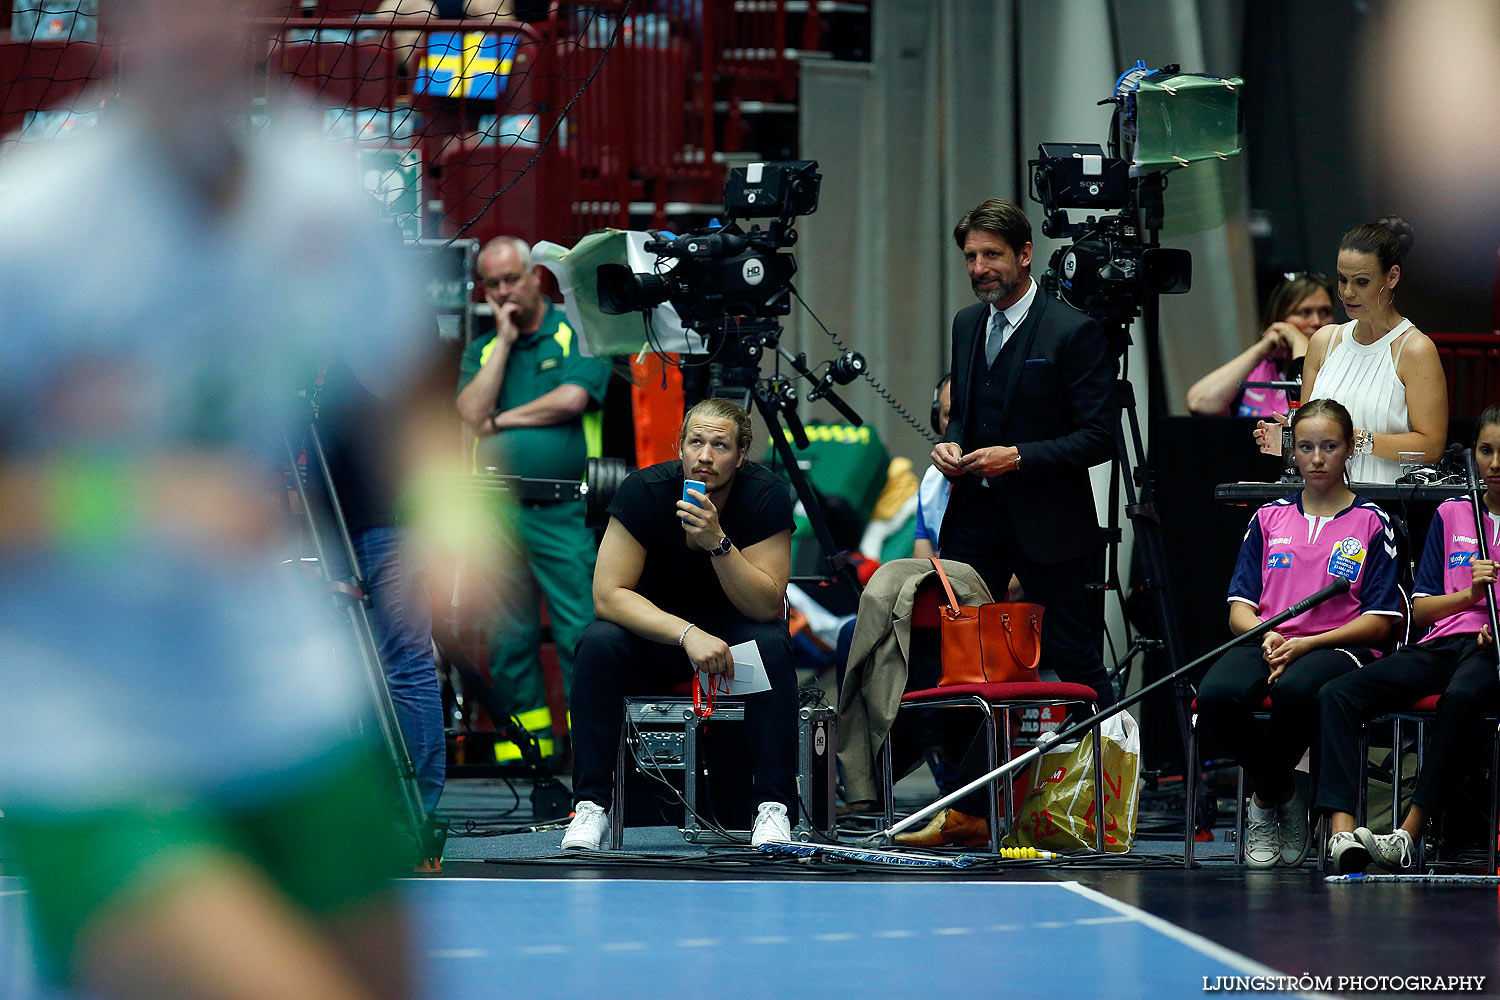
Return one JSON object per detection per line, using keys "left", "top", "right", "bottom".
{"left": 352, "top": 525, "right": 445, "bottom": 813}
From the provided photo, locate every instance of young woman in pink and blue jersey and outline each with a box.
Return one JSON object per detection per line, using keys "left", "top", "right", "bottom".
{"left": 1197, "top": 398, "right": 1402, "bottom": 868}
{"left": 1316, "top": 406, "right": 1500, "bottom": 873}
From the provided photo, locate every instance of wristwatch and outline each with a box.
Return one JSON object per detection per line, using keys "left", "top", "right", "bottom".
{"left": 708, "top": 535, "right": 733, "bottom": 557}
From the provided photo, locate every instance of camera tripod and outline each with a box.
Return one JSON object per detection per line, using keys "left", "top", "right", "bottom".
{"left": 283, "top": 416, "right": 441, "bottom": 863}
{"left": 1088, "top": 295, "right": 1203, "bottom": 839}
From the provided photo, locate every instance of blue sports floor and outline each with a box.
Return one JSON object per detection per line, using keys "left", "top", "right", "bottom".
{"left": 1, "top": 875, "right": 1307, "bottom": 999}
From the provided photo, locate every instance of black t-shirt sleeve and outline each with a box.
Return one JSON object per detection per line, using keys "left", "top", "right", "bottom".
{"left": 606, "top": 469, "right": 659, "bottom": 544}
{"left": 735, "top": 469, "right": 796, "bottom": 548}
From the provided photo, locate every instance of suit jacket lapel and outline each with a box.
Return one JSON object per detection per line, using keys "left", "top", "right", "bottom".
{"left": 955, "top": 304, "right": 987, "bottom": 429}
{"left": 996, "top": 292, "right": 1047, "bottom": 426}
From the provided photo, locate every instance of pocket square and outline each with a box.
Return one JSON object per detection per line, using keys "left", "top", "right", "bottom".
{"left": 1022, "top": 358, "right": 1052, "bottom": 368}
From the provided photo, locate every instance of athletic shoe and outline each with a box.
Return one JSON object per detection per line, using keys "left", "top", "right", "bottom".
{"left": 1329, "top": 830, "right": 1371, "bottom": 874}
{"left": 1278, "top": 772, "right": 1312, "bottom": 867}
{"left": 1244, "top": 798, "right": 1280, "bottom": 868}
{"left": 750, "top": 801, "right": 793, "bottom": 847}
{"left": 561, "top": 801, "right": 609, "bottom": 851}
{"left": 1354, "top": 827, "right": 1415, "bottom": 872}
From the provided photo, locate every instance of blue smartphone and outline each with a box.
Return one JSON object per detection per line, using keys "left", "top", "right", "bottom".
{"left": 683, "top": 479, "right": 706, "bottom": 507}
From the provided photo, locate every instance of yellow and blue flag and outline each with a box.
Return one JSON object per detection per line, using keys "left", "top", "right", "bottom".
{"left": 416, "top": 32, "right": 517, "bottom": 100}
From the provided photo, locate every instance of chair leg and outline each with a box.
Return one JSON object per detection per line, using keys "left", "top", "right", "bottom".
{"left": 1356, "top": 726, "right": 1370, "bottom": 828}
{"left": 611, "top": 713, "right": 628, "bottom": 851}
{"left": 978, "top": 698, "right": 1001, "bottom": 855}
{"left": 881, "top": 736, "right": 895, "bottom": 846}
{"left": 1490, "top": 726, "right": 1500, "bottom": 874}
{"left": 1091, "top": 714, "right": 1106, "bottom": 853}
{"left": 1184, "top": 720, "right": 1198, "bottom": 868}
{"left": 1000, "top": 706, "right": 1017, "bottom": 838}
{"left": 1235, "top": 766, "right": 1246, "bottom": 866}
{"left": 1391, "top": 718, "right": 1404, "bottom": 835}
{"left": 1413, "top": 718, "right": 1426, "bottom": 870}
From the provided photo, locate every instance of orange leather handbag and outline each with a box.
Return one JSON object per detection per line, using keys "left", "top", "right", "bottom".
{"left": 928, "top": 557, "right": 1044, "bottom": 685}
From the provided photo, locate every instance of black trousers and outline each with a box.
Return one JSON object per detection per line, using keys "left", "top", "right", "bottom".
{"left": 569, "top": 618, "right": 798, "bottom": 812}
{"left": 1197, "top": 644, "right": 1374, "bottom": 805}
{"left": 938, "top": 488, "right": 1115, "bottom": 816}
{"left": 1316, "top": 633, "right": 1500, "bottom": 817}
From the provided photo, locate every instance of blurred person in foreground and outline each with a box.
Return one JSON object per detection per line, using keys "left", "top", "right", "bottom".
{"left": 0, "top": 0, "right": 483, "bottom": 997}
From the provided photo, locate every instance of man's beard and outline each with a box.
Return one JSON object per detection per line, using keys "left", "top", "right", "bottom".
{"left": 971, "top": 274, "right": 1018, "bottom": 304}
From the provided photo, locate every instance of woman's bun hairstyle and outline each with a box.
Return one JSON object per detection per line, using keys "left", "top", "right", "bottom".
{"left": 1340, "top": 216, "right": 1415, "bottom": 272}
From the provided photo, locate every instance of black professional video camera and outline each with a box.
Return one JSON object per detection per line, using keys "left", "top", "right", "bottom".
{"left": 595, "top": 160, "right": 821, "bottom": 328}
{"left": 1031, "top": 141, "right": 1192, "bottom": 325}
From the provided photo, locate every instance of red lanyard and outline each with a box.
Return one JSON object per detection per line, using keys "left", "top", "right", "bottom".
{"left": 693, "top": 671, "right": 730, "bottom": 718}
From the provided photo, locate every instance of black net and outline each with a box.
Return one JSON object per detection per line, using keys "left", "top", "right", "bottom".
{"left": 2, "top": 2, "right": 867, "bottom": 247}
{"left": 0, "top": 0, "right": 716, "bottom": 247}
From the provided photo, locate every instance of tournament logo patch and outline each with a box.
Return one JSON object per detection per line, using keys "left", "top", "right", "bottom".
{"left": 1267, "top": 553, "right": 1292, "bottom": 570}
{"left": 1450, "top": 551, "right": 1477, "bottom": 569}
{"left": 1327, "top": 536, "right": 1366, "bottom": 581}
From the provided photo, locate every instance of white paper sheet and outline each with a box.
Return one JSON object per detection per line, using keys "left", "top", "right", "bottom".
{"left": 697, "top": 639, "right": 772, "bottom": 696}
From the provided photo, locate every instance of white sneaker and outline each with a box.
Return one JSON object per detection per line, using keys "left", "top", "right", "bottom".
{"left": 1278, "top": 772, "right": 1312, "bottom": 867}
{"left": 1329, "top": 830, "right": 1371, "bottom": 874}
{"left": 750, "top": 801, "right": 793, "bottom": 847}
{"left": 561, "top": 801, "right": 609, "bottom": 851}
{"left": 1355, "top": 827, "right": 1415, "bottom": 872}
{"left": 1244, "top": 798, "right": 1280, "bottom": 868}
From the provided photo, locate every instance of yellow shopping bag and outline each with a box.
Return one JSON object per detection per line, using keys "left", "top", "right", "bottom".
{"left": 1004, "top": 710, "right": 1140, "bottom": 853}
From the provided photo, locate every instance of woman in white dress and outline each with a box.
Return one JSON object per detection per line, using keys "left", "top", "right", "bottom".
{"left": 1254, "top": 217, "right": 1448, "bottom": 483}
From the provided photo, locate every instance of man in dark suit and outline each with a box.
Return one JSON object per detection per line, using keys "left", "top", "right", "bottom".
{"left": 899, "top": 198, "right": 1117, "bottom": 846}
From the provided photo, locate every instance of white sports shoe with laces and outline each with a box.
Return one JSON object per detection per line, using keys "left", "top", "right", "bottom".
{"left": 1354, "top": 827, "right": 1415, "bottom": 872}
{"left": 1329, "top": 830, "right": 1371, "bottom": 874}
{"left": 1244, "top": 798, "right": 1280, "bottom": 868}
{"left": 750, "top": 801, "right": 793, "bottom": 847}
{"left": 1278, "top": 772, "right": 1312, "bottom": 867}
{"left": 561, "top": 801, "right": 610, "bottom": 851}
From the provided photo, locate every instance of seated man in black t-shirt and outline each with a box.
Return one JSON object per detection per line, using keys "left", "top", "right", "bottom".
{"left": 562, "top": 398, "right": 799, "bottom": 851}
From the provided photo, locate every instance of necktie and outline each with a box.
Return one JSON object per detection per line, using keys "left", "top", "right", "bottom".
{"left": 985, "top": 311, "right": 1008, "bottom": 368}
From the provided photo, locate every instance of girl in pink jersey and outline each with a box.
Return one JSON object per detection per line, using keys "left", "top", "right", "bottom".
{"left": 1316, "top": 406, "right": 1500, "bottom": 873}
{"left": 1198, "top": 398, "right": 1402, "bottom": 868}
{"left": 1185, "top": 272, "right": 1334, "bottom": 417}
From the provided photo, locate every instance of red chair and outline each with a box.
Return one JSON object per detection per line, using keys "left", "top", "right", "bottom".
{"left": 880, "top": 579, "right": 1105, "bottom": 854}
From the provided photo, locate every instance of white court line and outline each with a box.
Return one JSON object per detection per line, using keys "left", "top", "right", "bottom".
{"left": 427, "top": 949, "right": 486, "bottom": 959}
{"left": 933, "top": 927, "right": 972, "bottom": 935}
{"left": 603, "top": 942, "right": 649, "bottom": 951}
{"left": 1058, "top": 883, "right": 1337, "bottom": 1000}
{"left": 0, "top": 891, "right": 27, "bottom": 898}
{"left": 675, "top": 938, "right": 720, "bottom": 948}
{"left": 814, "top": 932, "right": 858, "bottom": 942}
{"left": 518, "top": 944, "right": 570, "bottom": 955}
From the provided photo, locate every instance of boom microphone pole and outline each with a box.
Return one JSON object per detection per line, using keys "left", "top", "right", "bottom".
{"left": 871, "top": 577, "right": 1353, "bottom": 844}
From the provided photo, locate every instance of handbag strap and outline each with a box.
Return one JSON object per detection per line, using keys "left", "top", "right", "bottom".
{"left": 1002, "top": 611, "right": 1044, "bottom": 670}
{"left": 928, "top": 557, "right": 962, "bottom": 613}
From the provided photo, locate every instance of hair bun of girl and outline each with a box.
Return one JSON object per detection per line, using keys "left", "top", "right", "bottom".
{"left": 1377, "top": 216, "right": 1416, "bottom": 256}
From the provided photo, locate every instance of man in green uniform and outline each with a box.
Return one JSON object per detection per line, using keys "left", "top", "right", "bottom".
{"left": 457, "top": 236, "right": 611, "bottom": 760}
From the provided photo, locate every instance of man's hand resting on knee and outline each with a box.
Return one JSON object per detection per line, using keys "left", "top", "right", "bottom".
{"left": 684, "top": 627, "right": 734, "bottom": 675}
